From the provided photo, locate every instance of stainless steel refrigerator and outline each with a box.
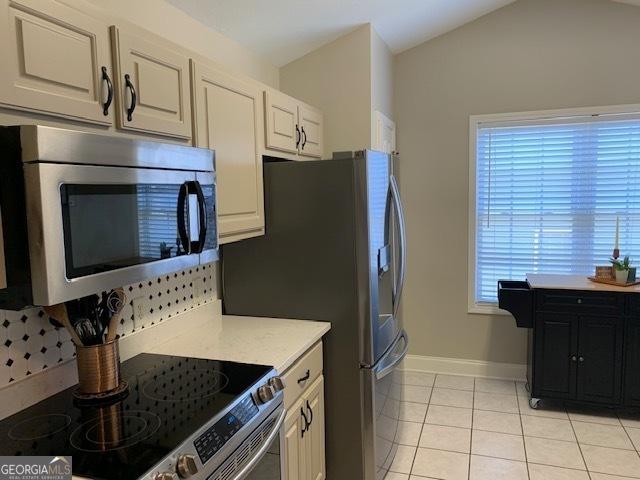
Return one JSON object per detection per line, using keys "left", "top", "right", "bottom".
{"left": 221, "top": 150, "right": 408, "bottom": 480}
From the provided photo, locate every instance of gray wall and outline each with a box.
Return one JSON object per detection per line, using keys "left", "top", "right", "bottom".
{"left": 280, "top": 25, "right": 373, "bottom": 157}
{"left": 395, "top": 0, "right": 640, "bottom": 364}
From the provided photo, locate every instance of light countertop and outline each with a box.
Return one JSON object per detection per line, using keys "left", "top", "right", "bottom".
{"left": 148, "top": 302, "right": 331, "bottom": 373}
{"left": 527, "top": 273, "right": 640, "bottom": 293}
{"left": 0, "top": 300, "right": 330, "bottom": 420}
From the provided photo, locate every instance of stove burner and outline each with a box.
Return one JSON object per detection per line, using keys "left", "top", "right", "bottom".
{"left": 70, "top": 410, "right": 161, "bottom": 452}
{"left": 8, "top": 414, "right": 72, "bottom": 441}
{"left": 142, "top": 369, "right": 229, "bottom": 402}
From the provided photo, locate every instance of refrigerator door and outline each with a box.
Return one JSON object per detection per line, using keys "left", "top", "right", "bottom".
{"left": 358, "top": 150, "right": 407, "bottom": 366}
{"left": 361, "top": 329, "right": 409, "bottom": 480}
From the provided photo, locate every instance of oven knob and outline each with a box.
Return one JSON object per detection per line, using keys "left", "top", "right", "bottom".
{"left": 177, "top": 454, "right": 198, "bottom": 478}
{"left": 268, "top": 376, "right": 285, "bottom": 392}
{"left": 257, "top": 384, "right": 275, "bottom": 404}
{"left": 154, "top": 472, "right": 177, "bottom": 480}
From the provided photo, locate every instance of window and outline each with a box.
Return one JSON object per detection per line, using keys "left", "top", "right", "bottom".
{"left": 469, "top": 106, "right": 640, "bottom": 313}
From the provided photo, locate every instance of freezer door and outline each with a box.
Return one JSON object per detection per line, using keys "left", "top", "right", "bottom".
{"left": 361, "top": 329, "right": 409, "bottom": 480}
{"left": 357, "top": 150, "right": 407, "bottom": 366}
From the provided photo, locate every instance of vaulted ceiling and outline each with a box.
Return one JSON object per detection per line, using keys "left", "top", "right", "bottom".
{"left": 166, "top": 0, "right": 517, "bottom": 67}
{"left": 166, "top": 0, "right": 640, "bottom": 67}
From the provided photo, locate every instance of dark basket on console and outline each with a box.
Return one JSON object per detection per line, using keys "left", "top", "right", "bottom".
{"left": 498, "top": 280, "right": 533, "bottom": 328}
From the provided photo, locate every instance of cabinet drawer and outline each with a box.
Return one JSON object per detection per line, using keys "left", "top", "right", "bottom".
{"left": 282, "top": 341, "right": 323, "bottom": 409}
{"left": 536, "top": 290, "right": 624, "bottom": 315}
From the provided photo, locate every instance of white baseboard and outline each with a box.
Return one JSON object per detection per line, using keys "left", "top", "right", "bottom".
{"left": 402, "top": 354, "right": 527, "bottom": 381}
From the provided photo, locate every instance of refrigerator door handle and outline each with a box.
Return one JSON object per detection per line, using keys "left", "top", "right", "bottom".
{"left": 390, "top": 174, "right": 407, "bottom": 319}
{"left": 374, "top": 329, "right": 409, "bottom": 380}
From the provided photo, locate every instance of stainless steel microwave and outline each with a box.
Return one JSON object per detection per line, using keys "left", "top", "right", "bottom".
{"left": 0, "top": 126, "right": 217, "bottom": 309}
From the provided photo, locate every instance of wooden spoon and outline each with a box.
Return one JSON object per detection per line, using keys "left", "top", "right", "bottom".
{"left": 106, "top": 288, "right": 126, "bottom": 343}
{"left": 44, "top": 303, "right": 84, "bottom": 346}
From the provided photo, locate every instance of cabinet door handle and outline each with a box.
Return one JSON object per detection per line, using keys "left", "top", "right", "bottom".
{"left": 301, "top": 126, "right": 307, "bottom": 149}
{"left": 300, "top": 407, "right": 309, "bottom": 438}
{"left": 570, "top": 355, "right": 577, "bottom": 362}
{"left": 579, "top": 356, "right": 585, "bottom": 362}
{"left": 295, "top": 125, "right": 301, "bottom": 148}
{"left": 577, "top": 298, "right": 582, "bottom": 304}
{"left": 297, "top": 369, "right": 310, "bottom": 384}
{"left": 124, "top": 73, "right": 137, "bottom": 121}
{"left": 101, "top": 66, "right": 113, "bottom": 116}
{"left": 306, "top": 400, "right": 314, "bottom": 427}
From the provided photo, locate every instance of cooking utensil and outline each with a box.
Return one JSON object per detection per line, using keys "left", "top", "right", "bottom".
{"left": 106, "top": 288, "right": 126, "bottom": 342}
{"left": 44, "top": 303, "right": 83, "bottom": 346}
{"left": 74, "top": 317, "right": 101, "bottom": 345}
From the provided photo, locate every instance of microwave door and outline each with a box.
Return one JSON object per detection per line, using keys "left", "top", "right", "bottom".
{"left": 24, "top": 163, "right": 201, "bottom": 305}
{"left": 195, "top": 171, "right": 218, "bottom": 264}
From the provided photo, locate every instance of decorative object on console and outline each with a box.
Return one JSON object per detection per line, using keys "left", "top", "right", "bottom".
{"left": 595, "top": 265, "right": 614, "bottom": 280}
{"left": 611, "top": 256, "right": 632, "bottom": 284}
{"left": 613, "top": 215, "right": 620, "bottom": 259}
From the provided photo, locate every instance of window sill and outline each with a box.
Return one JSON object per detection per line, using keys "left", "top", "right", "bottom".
{"left": 468, "top": 303, "right": 511, "bottom": 316}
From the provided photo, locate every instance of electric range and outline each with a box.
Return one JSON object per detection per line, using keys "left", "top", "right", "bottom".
{"left": 0, "top": 353, "right": 286, "bottom": 480}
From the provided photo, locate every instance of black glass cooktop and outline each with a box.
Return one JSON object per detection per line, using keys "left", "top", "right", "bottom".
{"left": 0, "top": 353, "right": 272, "bottom": 480}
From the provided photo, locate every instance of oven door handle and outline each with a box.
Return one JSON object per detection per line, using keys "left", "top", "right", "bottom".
{"left": 231, "top": 407, "right": 286, "bottom": 480}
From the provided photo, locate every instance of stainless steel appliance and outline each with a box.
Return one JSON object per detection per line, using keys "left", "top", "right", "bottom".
{"left": 0, "top": 126, "right": 217, "bottom": 308}
{"left": 222, "top": 150, "right": 408, "bottom": 480}
{"left": 0, "top": 353, "right": 285, "bottom": 480}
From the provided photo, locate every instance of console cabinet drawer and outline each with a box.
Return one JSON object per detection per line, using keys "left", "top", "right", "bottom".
{"left": 282, "top": 341, "right": 323, "bottom": 409}
{"left": 536, "top": 290, "right": 624, "bottom": 315}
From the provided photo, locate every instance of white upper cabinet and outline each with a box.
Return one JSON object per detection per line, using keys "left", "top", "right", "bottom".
{"left": 264, "top": 90, "right": 324, "bottom": 159}
{"left": 191, "top": 60, "right": 265, "bottom": 243}
{"left": 298, "top": 104, "right": 323, "bottom": 158}
{"left": 110, "top": 26, "right": 191, "bottom": 139}
{"left": 0, "top": 0, "right": 113, "bottom": 124}
{"left": 264, "top": 89, "right": 299, "bottom": 154}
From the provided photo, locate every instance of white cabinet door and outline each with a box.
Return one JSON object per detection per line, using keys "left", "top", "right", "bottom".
{"left": 283, "top": 397, "right": 307, "bottom": 480}
{"left": 111, "top": 26, "right": 191, "bottom": 139}
{"left": 191, "top": 60, "right": 264, "bottom": 243}
{"left": 264, "top": 90, "right": 299, "bottom": 154}
{"left": 298, "top": 105, "right": 323, "bottom": 158}
{"left": 305, "top": 375, "right": 326, "bottom": 480}
{"left": 0, "top": 0, "right": 113, "bottom": 124}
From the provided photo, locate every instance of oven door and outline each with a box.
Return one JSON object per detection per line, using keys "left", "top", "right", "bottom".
{"left": 23, "top": 163, "right": 210, "bottom": 305}
{"left": 214, "top": 406, "right": 285, "bottom": 480}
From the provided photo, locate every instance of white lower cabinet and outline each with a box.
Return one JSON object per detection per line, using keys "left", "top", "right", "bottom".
{"left": 282, "top": 375, "right": 325, "bottom": 480}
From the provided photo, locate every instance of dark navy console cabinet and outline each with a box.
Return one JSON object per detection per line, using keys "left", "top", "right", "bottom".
{"left": 499, "top": 278, "right": 639, "bottom": 409}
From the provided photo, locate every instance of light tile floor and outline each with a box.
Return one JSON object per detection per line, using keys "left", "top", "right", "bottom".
{"left": 386, "top": 372, "right": 640, "bottom": 480}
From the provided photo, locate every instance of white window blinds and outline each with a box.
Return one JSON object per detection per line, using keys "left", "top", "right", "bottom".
{"left": 474, "top": 115, "right": 640, "bottom": 304}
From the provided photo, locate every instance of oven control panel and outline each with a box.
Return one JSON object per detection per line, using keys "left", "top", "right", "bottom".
{"left": 194, "top": 396, "right": 259, "bottom": 465}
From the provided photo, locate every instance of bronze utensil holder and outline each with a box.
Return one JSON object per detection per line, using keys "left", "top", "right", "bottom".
{"left": 74, "top": 339, "right": 128, "bottom": 402}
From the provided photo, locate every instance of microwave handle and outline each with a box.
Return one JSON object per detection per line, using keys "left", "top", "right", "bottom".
{"left": 177, "top": 182, "right": 191, "bottom": 254}
{"left": 190, "top": 181, "right": 207, "bottom": 253}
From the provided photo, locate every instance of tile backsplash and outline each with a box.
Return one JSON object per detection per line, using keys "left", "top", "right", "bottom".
{"left": 0, "top": 262, "right": 217, "bottom": 387}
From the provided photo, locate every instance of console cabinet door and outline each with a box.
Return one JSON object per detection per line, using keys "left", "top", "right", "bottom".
{"left": 625, "top": 316, "right": 640, "bottom": 406}
{"left": 576, "top": 315, "right": 623, "bottom": 404}
{"left": 264, "top": 90, "right": 299, "bottom": 154}
{"left": 533, "top": 313, "right": 578, "bottom": 399}
{"left": 0, "top": 0, "right": 113, "bottom": 124}
{"left": 282, "top": 397, "right": 306, "bottom": 480}
{"left": 110, "top": 26, "right": 191, "bottom": 139}
{"left": 298, "top": 104, "right": 323, "bottom": 158}
{"left": 305, "top": 375, "right": 326, "bottom": 480}
{"left": 191, "top": 61, "right": 264, "bottom": 243}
